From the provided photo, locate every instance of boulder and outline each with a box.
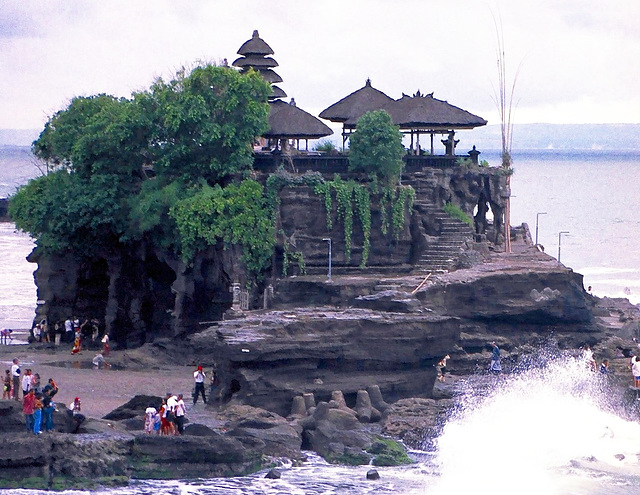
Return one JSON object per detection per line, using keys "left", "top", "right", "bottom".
{"left": 366, "top": 469, "right": 380, "bottom": 480}
{"left": 355, "top": 390, "right": 372, "bottom": 423}
{"left": 265, "top": 468, "right": 282, "bottom": 479}
{"left": 220, "top": 404, "right": 302, "bottom": 458}
{"left": 289, "top": 396, "right": 307, "bottom": 418}
{"left": 382, "top": 397, "right": 452, "bottom": 448}
{"left": 367, "top": 385, "right": 390, "bottom": 413}
{"left": 103, "top": 395, "right": 162, "bottom": 421}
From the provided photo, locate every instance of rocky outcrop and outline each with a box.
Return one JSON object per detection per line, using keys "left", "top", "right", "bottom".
{"left": 0, "top": 397, "right": 269, "bottom": 490}
{"left": 27, "top": 164, "right": 509, "bottom": 347}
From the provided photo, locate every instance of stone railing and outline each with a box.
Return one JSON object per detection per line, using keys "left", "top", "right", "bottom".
{"left": 253, "top": 151, "right": 477, "bottom": 175}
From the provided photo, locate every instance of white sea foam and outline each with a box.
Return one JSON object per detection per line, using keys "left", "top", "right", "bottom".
{"left": 432, "top": 354, "right": 640, "bottom": 495}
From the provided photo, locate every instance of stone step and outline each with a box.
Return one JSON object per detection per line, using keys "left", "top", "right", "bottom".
{"left": 374, "top": 284, "right": 401, "bottom": 291}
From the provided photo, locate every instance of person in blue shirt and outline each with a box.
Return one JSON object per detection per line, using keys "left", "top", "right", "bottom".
{"left": 490, "top": 342, "right": 502, "bottom": 374}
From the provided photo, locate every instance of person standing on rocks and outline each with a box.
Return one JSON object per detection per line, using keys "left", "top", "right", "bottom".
{"left": 64, "top": 317, "right": 73, "bottom": 343}
{"left": 23, "top": 388, "right": 36, "bottom": 433}
{"left": 101, "top": 333, "right": 110, "bottom": 356}
{"left": 21, "top": 368, "right": 32, "bottom": 398}
{"left": 174, "top": 394, "right": 186, "bottom": 434}
{"left": 490, "top": 342, "right": 502, "bottom": 374}
{"left": 144, "top": 405, "right": 157, "bottom": 434}
{"left": 32, "top": 393, "right": 44, "bottom": 434}
{"left": 42, "top": 390, "right": 56, "bottom": 432}
{"left": 3, "top": 370, "right": 11, "bottom": 399}
{"left": 193, "top": 365, "right": 207, "bottom": 404}
{"left": 10, "top": 358, "right": 20, "bottom": 400}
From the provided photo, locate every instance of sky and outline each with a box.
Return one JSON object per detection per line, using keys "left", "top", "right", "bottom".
{"left": 1, "top": 0, "right": 639, "bottom": 133}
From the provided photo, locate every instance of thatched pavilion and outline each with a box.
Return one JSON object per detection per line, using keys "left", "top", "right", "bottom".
{"left": 376, "top": 90, "right": 487, "bottom": 155}
{"left": 265, "top": 99, "right": 332, "bottom": 152}
{"left": 321, "top": 84, "right": 487, "bottom": 155}
{"left": 318, "top": 78, "right": 394, "bottom": 148}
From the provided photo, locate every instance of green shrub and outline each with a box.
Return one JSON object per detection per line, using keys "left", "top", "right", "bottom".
{"left": 443, "top": 202, "right": 473, "bottom": 227}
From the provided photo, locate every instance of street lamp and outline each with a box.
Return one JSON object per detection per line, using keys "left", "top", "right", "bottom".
{"left": 535, "top": 212, "right": 547, "bottom": 245}
{"left": 322, "top": 238, "right": 332, "bottom": 281}
{"left": 558, "top": 231, "right": 570, "bottom": 263}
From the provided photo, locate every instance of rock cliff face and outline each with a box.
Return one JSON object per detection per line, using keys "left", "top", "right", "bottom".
{"left": 186, "top": 242, "right": 599, "bottom": 416}
{"left": 28, "top": 163, "right": 509, "bottom": 347}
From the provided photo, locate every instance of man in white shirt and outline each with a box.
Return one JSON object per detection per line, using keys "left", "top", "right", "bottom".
{"left": 21, "top": 369, "right": 32, "bottom": 398}
{"left": 165, "top": 393, "right": 179, "bottom": 435}
{"left": 193, "top": 365, "right": 207, "bottom": 404}
{"left": 10, "top": 358, "right": 20, "bottom": 400}
{"left": 174, "top": 394, "right": 186, "bottom": 434}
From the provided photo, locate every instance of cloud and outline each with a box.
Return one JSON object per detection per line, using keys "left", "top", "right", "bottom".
{"left": 1, "top": 0, "right": 638, "bottom": 129}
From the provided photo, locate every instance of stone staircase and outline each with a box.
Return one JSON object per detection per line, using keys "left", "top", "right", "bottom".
{"left": 403, "top": 171, "right": 475, "bottom": 274}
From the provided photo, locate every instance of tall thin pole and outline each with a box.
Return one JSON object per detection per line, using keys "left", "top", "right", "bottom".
{"left": 322, "top": 238, "right": 332, "bottom": 281}
{"left": 558, "top": 231, "right": 569, "bottom": 263}
{"left": 535, "top": 212, "right": 547, "bottom": 245}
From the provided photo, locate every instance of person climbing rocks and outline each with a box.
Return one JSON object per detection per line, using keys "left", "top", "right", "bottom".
{"left": 436, "top": 355, "right": 451, "bottom": 382}
{"left": 68, "top": 397, "right": 85, "bottom": 433}
{"left": 193, "top": 365, "right": 207, "bottom": 404}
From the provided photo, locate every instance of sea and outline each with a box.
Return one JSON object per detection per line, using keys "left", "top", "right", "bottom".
{"left": 2, "top": 146, "right": 640, "bottom": 494}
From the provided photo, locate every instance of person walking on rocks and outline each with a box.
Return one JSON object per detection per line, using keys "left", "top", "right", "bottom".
{"left": 193, "top": 365, "right": 207, "bottom": 404}
{"left": 11, "top": 358, "right": 21, "bottom": 400}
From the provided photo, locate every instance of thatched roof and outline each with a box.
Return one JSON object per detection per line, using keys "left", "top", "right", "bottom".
{"left": 237, "top": 30, "right": 274, "bottom": 56}
{"left": 258, "top": 69, "right": 283, "bottom": 83}
{"left": 232, "top": 55, "right": 278, "bottom": 69}
{"left": 367, "top": 92, "right": 487, "bottom": 130}
{"left": 319, "top": 79, "right": 394, "bottom": 123}
{"left": 270, "top": 85, "right": 287, "bottom": 99}
{"left": 264, "top": 100, "right": 333, "bottom": 139}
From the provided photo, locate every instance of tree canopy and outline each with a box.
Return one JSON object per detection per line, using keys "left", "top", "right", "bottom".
{"left": 10, "top": 64, "right": 274, "bottom": 277}
{"left": 348, "top": 110, "right": 405, "bottom": 185}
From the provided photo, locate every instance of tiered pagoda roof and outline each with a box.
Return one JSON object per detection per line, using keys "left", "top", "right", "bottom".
{"left": 233, "top": 30, "right": 332, "bottom": 143}
{"left": 233, "top": 30, "right": 286, "bottom": 101}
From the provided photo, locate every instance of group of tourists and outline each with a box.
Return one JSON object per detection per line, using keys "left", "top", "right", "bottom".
{"left": 5, "top": 358, "right": 60, "bottom": 434}
{"left": 5, "top": 357, "right": 86, "bottom": 434}
{"left": 27, "top": 317, "right": 109, "bottom": 356}
{"left": 142, "top": 365, "right": 220, "bottom": 436}
{"left": 144, "top": 392, "right": 187, "bottom": 435}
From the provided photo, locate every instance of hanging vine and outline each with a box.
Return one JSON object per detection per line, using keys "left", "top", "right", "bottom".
{"left": 391, "top": 185, "right": 415, "bottom": 240}
{"left": 353, "top": 185, "right": 371, "bottom": 267}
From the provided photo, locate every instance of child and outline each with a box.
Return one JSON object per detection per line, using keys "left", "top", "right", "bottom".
{"left": 144, "top": 406, "right": 157, "bottom": 434}
{"left": 2, "top": 370, "right": 11, "bottom": 399}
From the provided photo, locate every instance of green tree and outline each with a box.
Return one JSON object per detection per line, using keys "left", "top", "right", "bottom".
{"left": 139, "top": 65, "right": 271, "bottom": 185}
{"left": 348, "top": 110, "right": 405, "bottom": 185}
{"left": 11, "top": 64, "right": 274, "bottom": 278}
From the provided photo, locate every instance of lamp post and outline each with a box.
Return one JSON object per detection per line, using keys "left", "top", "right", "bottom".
{"left": 535, "top": 212, "right": 547, "bottom": 245}
{"left": 322, "top": 238, "right": 332, "bottom": 281}
{"left": 558, "top": 231, "right": 570, "bottom": 263}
